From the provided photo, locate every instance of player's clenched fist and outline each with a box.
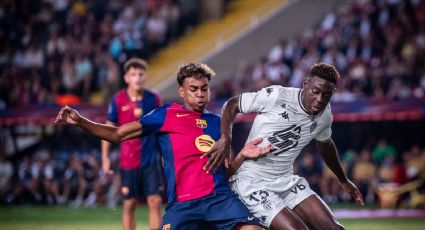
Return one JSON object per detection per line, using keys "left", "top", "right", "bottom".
{"left": 55, "top": 106, "right": 81, "bottom": 125}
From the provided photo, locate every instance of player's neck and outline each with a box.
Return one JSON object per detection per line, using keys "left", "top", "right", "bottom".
{"left": 182, "top": 103, "right": 204, "bottom": 113}
{"left": 299, "top": 89, "right": 311, "bottom": 115}
{"left": 127, "top": 88, "right": 143, "bottom": 101}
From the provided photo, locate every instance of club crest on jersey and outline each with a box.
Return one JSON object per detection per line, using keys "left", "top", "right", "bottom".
{"left": 310, "top": 121, "right": 317, "bottom": 133}
{"left": 196, "top": 119, "right": 207, "bottom": 128}
{"left": 195, "top": 134, "right": 215, "bottom": 152}
{"left": 134, "top": 108, "right": 143, "bottom": 118}
{"left": 121, "top": 186, "right": 129, "bottom": 195}
{"left": 162, "top": 224, "right": 171, "bottom": 230}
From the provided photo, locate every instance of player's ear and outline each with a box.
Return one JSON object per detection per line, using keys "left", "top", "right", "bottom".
{"left": 303, "top": 78, "right": 311, "bottom": 89}
{"left": 123, "top": 72, "right": 130, "bottom": 84}
{"left": 178, "top": 86, "right": 184, "bottom": 97}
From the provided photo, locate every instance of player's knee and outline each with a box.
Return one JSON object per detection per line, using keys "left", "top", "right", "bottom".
{"left": 239, "top": 224, "right": 262, "bottom": 230}
{"left": 147, "top": 195, "right": 162, "bottom": 209}
{"left": 123, "top": 199, "right": 137, "bottom": 212}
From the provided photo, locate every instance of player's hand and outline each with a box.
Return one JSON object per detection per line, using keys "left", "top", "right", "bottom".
{"left": 340, "top": 179, "right": 365, "bottom": 206}
{"left": 54, "top": 106, "right": 81, "bottom": 125}
{"left": 239, "top": 138, "right": 272, "bottom": 159}
{"left": 102, "top": 157, "right": 114, "bottom": 175}
{"left": 201, "top": 135, "right": 232, "bottom": 173}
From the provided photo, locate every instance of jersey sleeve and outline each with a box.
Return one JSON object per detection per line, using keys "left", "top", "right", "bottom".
{"left": 315, "top": 110, "right": 333, "bottom": 142}
{"left": 139, "top": 104, "right": 168, "bottom": 136}
{"left": 107, "top": 97, "right": 118, "bottom": 122}
{"left": 239, "top": 85, "right": 280, "bottom": 114}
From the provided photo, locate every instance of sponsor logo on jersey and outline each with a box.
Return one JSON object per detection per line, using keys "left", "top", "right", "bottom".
{"left": 121, "top": 105, "right": 130, "bottom": 111}
{"left": 266, "top": 87, "right": 273, "bottom": 96}
{"left": 196, "top": 119, "right": 207, "bottom": 128}
{"left": 134, "top": 108, "right": 143, "bottom": 118}
{"left": 268, "top": 125, "right": 301, "bottom": 156}
{"left": 176, "top": 113, "right": 189, "bottom": 117}
{"left": 162, "top": 223, "right": 171, "bottom": 230}
{"left": 195, "top": 134, "right": 215, "bottom": 152}
{"left": 279, "top": 111, "right": 289, "bottom": 120}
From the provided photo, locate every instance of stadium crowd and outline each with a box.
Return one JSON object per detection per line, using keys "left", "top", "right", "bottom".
{"left": 215, "top": 0, "right": 425, "bottom": 102}
{"left": 0, "top": 0, "right": 201, "bottom": 109}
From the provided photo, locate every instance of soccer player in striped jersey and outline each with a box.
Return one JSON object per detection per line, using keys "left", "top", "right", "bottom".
{"left": 55, "top": 63, "right": 268, "bottom": 230}
{"left": 101, "top": 58, "right": 163, "bottom": 230}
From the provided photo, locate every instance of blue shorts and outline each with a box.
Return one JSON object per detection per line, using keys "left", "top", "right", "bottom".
{"left": 161, "top": 192, "right": 260, "bottom": 230}
{"left": 120, "top": 163, "right": 164, "bottom": 200}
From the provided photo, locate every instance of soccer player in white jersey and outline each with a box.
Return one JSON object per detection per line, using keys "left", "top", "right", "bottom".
{"left": 203, "top": 63, "right": 364, "bottom": 229}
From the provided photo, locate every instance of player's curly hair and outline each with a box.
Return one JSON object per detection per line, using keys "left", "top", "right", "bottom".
{"left": 177, "top": 63, "right": 216, "bottom": 86}
{"left": 309, "top": 63, "right": 340, "bottom": 84}
{"left": 124, "top": 58, "right": 148, "bottom": 72}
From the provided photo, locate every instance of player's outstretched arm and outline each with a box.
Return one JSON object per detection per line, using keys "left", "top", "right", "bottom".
{"left": 202, "top": 96, "right": 240, "bottom": 173}
{"left": 55, "top": 106, "right": 142, "bottom": 143}
{"left": 101, "top": 120, "right": 117, "bottom": 175}
{"left": 317, "top": 139, "right": 365, "bottom": 206}
{"left": 227, "top": 138, "right": 272, "bottom": 176}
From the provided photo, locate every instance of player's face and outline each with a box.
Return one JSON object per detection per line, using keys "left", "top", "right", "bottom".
{"left": 124, "top": 67, "right": 146, "bottom": 92}
{"left": 179, "top": 76, "right": 210, "bottom": 112}
{"left": 302, "top": 76, "right": 335, "bottom": 115}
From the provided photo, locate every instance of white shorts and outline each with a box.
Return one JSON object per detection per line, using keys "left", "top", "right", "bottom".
{"left": 231, "top": 174, "right": 316, "bottom": 227}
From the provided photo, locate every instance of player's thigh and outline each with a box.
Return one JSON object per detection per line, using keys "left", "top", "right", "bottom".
{"left": 120, "top": 168, "right": 141, "bottom": 199}
{"left": 270, "top": 207, "right": 308, "bottom": 230}
{"left": 293, "top": 194, "right": 344, "bottom": 230}
{"left": 161, "top": 200, "right": 205, "bottom": 230}
{"left": 141, "top": 163, "right": 163, "bottom": 197}
{"left": 205, "top": 192, "right": 261, "bottom": 229}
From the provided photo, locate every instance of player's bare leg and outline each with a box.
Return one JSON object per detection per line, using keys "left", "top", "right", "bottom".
{"left": 240, "top": 225, "right": 263, "bottom": 229}
{"left": 293, "top": 194, "right": 344, "bottom": 230}
{"left": 122, "top": 198, "right": 137, "bottom": 230}
{"left": 270, "top": 207, "right": 308, "bottom": 230}
{"left": 146, "top": 194, "right": 162, "bottom": 230}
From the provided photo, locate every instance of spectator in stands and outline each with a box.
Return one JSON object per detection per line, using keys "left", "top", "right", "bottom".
{"left": 352, "top": 148, "right": 377, "bottom": 204}
{"left": 372, "top": 139, "right": 397, "bottom": 166}
{"left": 0, "top": 154, "right": 13, "bottom": 203}
{"left": 12, "top": 155, "right": 42, "bottom": 203}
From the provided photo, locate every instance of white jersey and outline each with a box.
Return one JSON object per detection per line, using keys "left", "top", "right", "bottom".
{"left": 236, "top": 85, "right": 333, "bottom": 182}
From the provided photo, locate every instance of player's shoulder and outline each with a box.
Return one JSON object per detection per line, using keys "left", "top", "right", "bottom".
{"left": 203, "top": 110, "right": 221, "bottom": 120}
{"left": 260, "top": 85, "right": 298, "bottom": 95}
{"left": 143, "top": 88, "right": 158, "bottom": 98}
{"left": 320, "top": 104, "right": 333, "bottom": 124}
{"left": 110, "top": 89, "right": 127, "bottom": 104}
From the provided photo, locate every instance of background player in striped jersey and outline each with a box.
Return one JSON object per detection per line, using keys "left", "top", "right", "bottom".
{"left": 55, "top": 63, "right": 269, "bottom": 229}
{"left": 206, "top": 63, "right": 364, "bottom": 229}
{"left": 101, "top": 58, "right": 163, "bottom": 230}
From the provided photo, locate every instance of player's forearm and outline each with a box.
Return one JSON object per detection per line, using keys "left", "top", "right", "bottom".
{"left": 221, "top": 96, "right": 241, "bottom": 140}
{"left": 101, "top": 121, "right": 115, "bottom": 157}
{"left": 101, "top": 140, "right": 111, "bottom": 158}
{"left": 77, "top": 117, "right": 121, "bottom": 143}
{"left": 317, "top": 139, "right": 348, "bottom": 183}
{"left": 227, "top": 153, "right": 245, "bottom": 177}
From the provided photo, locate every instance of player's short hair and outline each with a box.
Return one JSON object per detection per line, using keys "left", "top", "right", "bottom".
{"left": 177, "top": 63, "right": 215, "bottom": 86}
{"left": 124, "top": 58, "right": 148, "bottom": 73}
{"left": 309, "top": 63, "right": 340, "bottom": 84}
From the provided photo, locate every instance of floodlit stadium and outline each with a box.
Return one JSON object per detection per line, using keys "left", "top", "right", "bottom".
{"left": 0, "top": 0, "right": 424, "bottom": 229}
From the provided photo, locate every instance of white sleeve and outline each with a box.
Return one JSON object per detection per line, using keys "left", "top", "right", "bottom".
{"left": 315, "top": 113, "right": 333, "bottom": 142}
{"left": 239, "top": 85, "right": 280, "bottom": 114}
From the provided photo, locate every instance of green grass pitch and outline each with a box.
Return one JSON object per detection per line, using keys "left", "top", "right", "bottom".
{"left": 1, "top": 205, "right": 424, "bottom": 230}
